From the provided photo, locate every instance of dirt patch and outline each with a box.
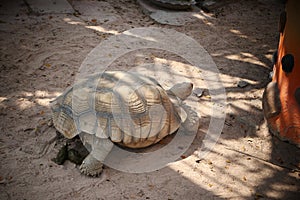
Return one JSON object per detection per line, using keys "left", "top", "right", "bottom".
{"left": 0, "top": 0, "right": 299, "bottom": 199}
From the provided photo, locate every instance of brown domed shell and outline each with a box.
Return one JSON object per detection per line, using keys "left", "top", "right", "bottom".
{"left": 52, "top": 71, "right": 182, "bottom": 149}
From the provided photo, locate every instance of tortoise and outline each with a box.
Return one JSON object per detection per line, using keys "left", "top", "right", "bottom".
{"left": 51, "top": 71, "right": 198, "bottom": 176}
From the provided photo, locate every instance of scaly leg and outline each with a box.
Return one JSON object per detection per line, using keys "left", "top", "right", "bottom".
{"left": 79, "top": 133, "right": 113, "bottom": 176}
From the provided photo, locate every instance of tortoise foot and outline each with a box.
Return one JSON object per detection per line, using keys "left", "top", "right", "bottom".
{"left": 79, "top": 154, "right": 103, "bottom": 177}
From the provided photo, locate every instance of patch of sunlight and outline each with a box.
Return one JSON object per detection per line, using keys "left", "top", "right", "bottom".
{"left": 230, "top": 29, "right": 248, "bottom": 38}
{"left": 85, "top": 26, "right": 119, "bottom": 35}
{"left": 16, "top": 98, "right": 32, "bottom": 110}
{"left": 35, "top": 91, "right": 62, "bottom": 106}
{"left": 192, "top": 11, "right": 215, "bottom": 26}
{"left": 211, "top": 52, "right": 225, "bottom": 56}
{"left": 265, "top": 53, "right": 274, "bottom": 61}
{"left": 264, "top": 181, "right": 296, "bottom": 199}
{"left": 124, "top": 31, "right": 157, "bottom": 42}
{"left": 192, "top": 13, "right": 207, "bottom": 20}
{"left": 240, "top": 52, "right": 253, "bottom": 57}
{"left": 34, "top": 90, "right": 49, "bottom": 97}
{"left": 205, "top": 21, "right": 213, "bottom": 26}
{"left": 17, "top": 91, "right": 62, "bottom": 108}
{"left": 150, "top": 57, "right": 203, "bottom": 87}
{"left": 167, "top": 155, "right": 247, "bottom": 198}
{"left": 239, "top": 78, "right": 259, "bottom": 85}
{"left": 63, "top": 18, "right": 85, "bottom": 25}
{"left": 0, "top": 97, "right": 7, "bottom": 103}
{"left": 230, "top": 29, "right": 242, "bottom": 34}
{"left": 227, "top": 101, "right": 260, "bottom": 116}
{"left": 225, "top": 53, "right": 268, "bottom": 67}
{"left": 21, "top": 91, "right": 34, "bottom": 97}
{"left": 35, "top": 99, "right": 50, "bottom": 106}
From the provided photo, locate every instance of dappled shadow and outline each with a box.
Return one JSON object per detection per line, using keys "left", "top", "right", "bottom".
{"left": 0, "top": 0, "right": 299, "bottom": 199}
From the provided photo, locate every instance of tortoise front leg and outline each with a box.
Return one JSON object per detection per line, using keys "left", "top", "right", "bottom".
{"left": 79, "top": 134, "right": 113, "bottom": 177}
{"left": 80, "top": 153, "right": 104, "bottom": 177}
{"left": 181, "top": 103, "right": 199, "bottom": 133}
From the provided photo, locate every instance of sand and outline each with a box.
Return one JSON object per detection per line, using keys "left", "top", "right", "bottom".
{"left": 0, "top": 0, "right": 299, "bottom": 199}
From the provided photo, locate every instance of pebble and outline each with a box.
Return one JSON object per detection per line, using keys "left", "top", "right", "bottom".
{"left": 269, "top": 71, "right": 274, "bottom": 79}
{"left": 237, "top": 80, "right": 249, "bottom": 88}
{"left": 193, "top": 88, "right": 204, "bottom": 97}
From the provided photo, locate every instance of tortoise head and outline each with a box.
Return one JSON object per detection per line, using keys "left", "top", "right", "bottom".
{"left": 168, "top": 82, "right": 193, "bottom": 101}
{"left": 167, "top": 82, "right": 193, "bottom": 122}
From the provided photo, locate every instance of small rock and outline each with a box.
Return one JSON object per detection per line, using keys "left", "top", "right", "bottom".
{"left": 254, "top": 192, "right": 264, "bottom": 199}
{"left": 137, "top": 190, "right": 145, "bottom": 197}
{"left": 0, "top": 176, "right": 5, "bottom": 184}
{"left": 269, "top": 71, "right": 274, "bottom": 79}
{"left": 193, "top": 88, "right": 204, "bottom": 97}
{"left": 39, "top": 65, "right": 45, "bottom": 70}
{"left": 237, "top": 80, "right": 249, "bottom": 88}
{"left": 23, "top": 127, "right": 34, "bottom": 132}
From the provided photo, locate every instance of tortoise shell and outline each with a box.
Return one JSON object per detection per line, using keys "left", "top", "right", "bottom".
{"left": 51, "top": 71, "right": 182, "bottom": 148}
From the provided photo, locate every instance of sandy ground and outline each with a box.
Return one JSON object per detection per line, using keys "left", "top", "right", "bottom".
{"left": 0, "top": 0, "right": 299, "bottom": 199}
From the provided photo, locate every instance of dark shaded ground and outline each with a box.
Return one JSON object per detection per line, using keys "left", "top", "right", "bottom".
{"left": 0, "top": 0, "right": 299, "bottom": 199}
